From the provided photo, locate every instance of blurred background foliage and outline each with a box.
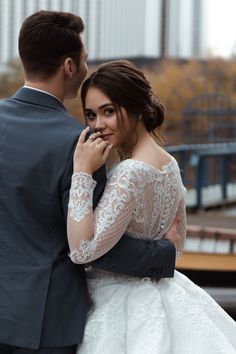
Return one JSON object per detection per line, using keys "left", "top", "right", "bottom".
{"left": 1, "top": 58, "right": 236, "bottom": 145}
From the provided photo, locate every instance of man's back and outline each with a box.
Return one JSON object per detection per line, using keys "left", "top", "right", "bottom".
{"left": 0, "top": 88, "right": 90, "bottom": 349}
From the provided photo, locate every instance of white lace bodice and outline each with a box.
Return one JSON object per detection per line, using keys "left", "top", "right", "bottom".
{"left": 68, "top": 157, "right": 186, "bottom": 263}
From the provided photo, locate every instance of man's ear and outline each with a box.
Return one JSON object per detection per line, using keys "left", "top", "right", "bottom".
{"left": 64, "top": 57, "right": 77, "bottom": 78}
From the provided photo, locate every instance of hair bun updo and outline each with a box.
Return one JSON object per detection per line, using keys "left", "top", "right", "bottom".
{"left": 142, "top": 95, "right": 164, "bottom": 132}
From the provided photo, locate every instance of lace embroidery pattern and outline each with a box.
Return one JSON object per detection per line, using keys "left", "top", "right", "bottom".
{"left": 124, "top": 160, "right": 186, "bottom": 248}
{"left": 68, "top": 172, "right": 97, "bottom": 223}
{"left": 69, "top": 165, "right": 138, "bottom": 263}
{"left": 69, "top": 158, "right": 186, "bottom": 264}
{"left": 94, "top": 166, "right": 138, "bottom": 237}
{"left": 70, "top": 238, "right": 97, "bottom": 263}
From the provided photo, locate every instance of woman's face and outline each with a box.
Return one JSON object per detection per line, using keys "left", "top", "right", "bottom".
{"left": 84, "top": 87, "right": 132, "bottom": 147}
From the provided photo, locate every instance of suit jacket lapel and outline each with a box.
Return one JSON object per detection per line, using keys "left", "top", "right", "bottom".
{"left": 11, "top": 87, "right": 68, "bottom": 114}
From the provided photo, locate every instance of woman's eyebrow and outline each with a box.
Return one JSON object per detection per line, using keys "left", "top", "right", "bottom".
{"left": 85, "top": 103, "right": 114, "bottom": 110}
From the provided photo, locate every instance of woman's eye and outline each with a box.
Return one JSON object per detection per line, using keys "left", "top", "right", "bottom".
{"left": 104, "top": 108, "right": 114, "bottom": 116}
{"left": 85, "top": 111, "right": 96, "bottom": 120}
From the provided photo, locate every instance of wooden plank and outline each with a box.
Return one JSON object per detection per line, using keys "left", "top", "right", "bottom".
{"left": 176, "top": 252, "right": 236, "bottom": 271}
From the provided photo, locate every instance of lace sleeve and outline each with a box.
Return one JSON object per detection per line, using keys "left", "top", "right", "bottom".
{"left": 175, "top": 195, "right": 187, "bottom": 257}
{"left": 68, "top": 172, "right": 97, "bottom": 223}
{"left": 68, "top": 164, "right": 138, "bottom": 264}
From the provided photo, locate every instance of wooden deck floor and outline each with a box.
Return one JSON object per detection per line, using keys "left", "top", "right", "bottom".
{"left": 176, "top": 252, "right": 236, "bottom": 271}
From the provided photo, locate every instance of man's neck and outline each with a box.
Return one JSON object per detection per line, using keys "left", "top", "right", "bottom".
{"left": 24, "top": 80, "right": 65, "bottom": 102}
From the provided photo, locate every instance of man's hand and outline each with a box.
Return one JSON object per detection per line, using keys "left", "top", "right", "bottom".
{"left": 165, "top": 217, "right": 181, "bottom": 251}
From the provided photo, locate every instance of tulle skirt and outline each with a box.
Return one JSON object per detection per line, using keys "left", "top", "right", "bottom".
{"left": 77, "top": 270, "right": 236, "bottom": 354}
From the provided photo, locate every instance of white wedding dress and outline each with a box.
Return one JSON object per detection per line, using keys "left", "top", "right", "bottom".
{"left": 68, "top": 157, "right": 236, "bottom": 354}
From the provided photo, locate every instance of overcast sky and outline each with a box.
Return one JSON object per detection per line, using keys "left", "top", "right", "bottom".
{"left": 207, "top": 0, "right": 236, "bottom": 57}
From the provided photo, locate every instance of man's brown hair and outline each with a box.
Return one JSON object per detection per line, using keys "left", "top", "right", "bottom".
{"left": 19, "top": 10, "right": 84, "bottom": 79}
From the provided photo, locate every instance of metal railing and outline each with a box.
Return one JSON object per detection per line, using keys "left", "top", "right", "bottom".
{"left": 167, "top": 143, "right": 236, "bottom": 209}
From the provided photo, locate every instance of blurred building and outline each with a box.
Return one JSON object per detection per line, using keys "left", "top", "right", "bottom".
{"left": 0, "top": 0, "right": 207, "bottom": 68}
{"left": 161, "top": 0, "right": 207, "bottom": 59}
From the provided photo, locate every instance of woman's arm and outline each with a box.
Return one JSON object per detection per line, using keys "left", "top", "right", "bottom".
{"left": 67, "top": 163, "right": 138, "bottom": 264}
{"left": 67, "top": 128, "right": 139, "bottom": 264}
{"left": 174, "top": 197, "right": 186, "bottom": 256}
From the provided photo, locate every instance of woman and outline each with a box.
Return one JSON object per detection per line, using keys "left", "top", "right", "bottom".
{"left": 67, "top": 61, "right": 236, "bottom": 353}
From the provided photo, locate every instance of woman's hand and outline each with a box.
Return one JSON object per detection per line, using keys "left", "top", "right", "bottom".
{"left": 73, "top": 127, "right": 112, "bottom": 174}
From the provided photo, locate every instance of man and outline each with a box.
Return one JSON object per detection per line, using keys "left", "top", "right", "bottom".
{"left": 0, "top": 10, "right": 178, "bottom": 354}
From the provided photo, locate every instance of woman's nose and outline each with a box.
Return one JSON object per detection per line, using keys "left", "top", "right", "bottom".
{"left": 94, "top": 117, "right": 106, "bottom": 132}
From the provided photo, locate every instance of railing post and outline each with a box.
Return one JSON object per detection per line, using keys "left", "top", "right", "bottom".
{"left": 195, "top": 154, "right": 203, "bottom": 209}
{"left": 220, "top": 156, "right": 228, "bottom": 200}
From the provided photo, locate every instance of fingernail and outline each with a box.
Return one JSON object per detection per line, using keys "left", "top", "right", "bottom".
{"left": 109, "top": 144, "right": 113, "bottom": 150}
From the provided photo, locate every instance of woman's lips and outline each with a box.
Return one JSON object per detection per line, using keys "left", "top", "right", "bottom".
{"left": 101, "top": 134, "right": 113, "bottom": 141}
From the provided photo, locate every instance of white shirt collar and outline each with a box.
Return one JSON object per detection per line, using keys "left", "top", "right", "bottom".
{"left": 23, "top": 85, "right": 62, "bottom": 103}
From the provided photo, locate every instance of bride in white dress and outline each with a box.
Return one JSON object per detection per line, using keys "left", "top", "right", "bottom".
{"left": 67, "top": 60, "right": 236, "bottom": 353}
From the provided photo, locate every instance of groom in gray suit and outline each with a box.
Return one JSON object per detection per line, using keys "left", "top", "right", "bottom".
{"left": 0, "top": 10, "right": 178, "bottom": 354}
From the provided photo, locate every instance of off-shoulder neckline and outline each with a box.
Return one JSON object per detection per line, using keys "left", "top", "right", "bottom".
{"left": 121, "top": 156, "right": 176, "bottom": 174}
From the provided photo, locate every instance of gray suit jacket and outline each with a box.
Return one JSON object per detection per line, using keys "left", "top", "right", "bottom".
{"left": 0, "top": 87, "right": 176, "bottom": 349}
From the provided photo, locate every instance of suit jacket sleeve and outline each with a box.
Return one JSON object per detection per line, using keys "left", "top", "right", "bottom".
{"left": 92, "top": 236, "right": 176, "bottom": 278}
